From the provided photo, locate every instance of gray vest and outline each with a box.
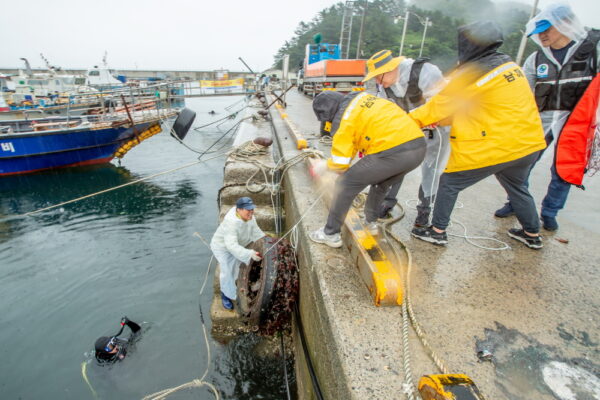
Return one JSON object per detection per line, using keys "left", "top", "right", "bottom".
{"left": 384, "top": 57, "right": 429, "bottom": 112}
{"left": 534, "top": 29, "right": 600, "bottom": 112}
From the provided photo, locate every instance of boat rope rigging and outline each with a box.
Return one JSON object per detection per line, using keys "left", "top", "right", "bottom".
{"left": 170, "top": 115, "right": 252, "bottom": 158}
{"left": 3, "top": 97, "right": 253, "bottom": 222}
{"left": 0, "top": 151, "right": 229, "bottom": 222}
{"left": 225, "top": 141, "right": 325, "bottom": 198}
{"left": 192, "top": 106, "right": 248, "bottom": 132}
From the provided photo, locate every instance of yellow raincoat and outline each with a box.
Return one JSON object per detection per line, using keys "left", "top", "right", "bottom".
{"left": 328, "top": 93, "right": 423, "bottom": 170}
{"left": 409, "top": 62, "right": 546, "bottom": 173}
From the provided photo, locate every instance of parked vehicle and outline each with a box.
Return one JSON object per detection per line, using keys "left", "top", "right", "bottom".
{"left": 300, "top": 43, "right": 366, "bottom": 97}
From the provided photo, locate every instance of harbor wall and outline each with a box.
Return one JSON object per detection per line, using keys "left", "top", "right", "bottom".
{"left": 269, "top": 108, "right": 406, "bottom": 400}
{"left": 210, "top": 95, "right": 389, "bottom": 398}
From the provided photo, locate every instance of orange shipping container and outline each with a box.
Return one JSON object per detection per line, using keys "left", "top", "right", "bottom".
{"left": 305, "top": 59, "right": 366, "bottom": 78}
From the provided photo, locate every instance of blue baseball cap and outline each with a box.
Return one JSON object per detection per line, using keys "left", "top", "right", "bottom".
{"left": 236, "top": 197, "right": 255, "bottom": 210}
{"left": 528, "top": 19, "right": 552, "bottom": 37}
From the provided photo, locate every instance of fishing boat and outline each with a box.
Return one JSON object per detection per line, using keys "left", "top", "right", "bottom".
{"left": 0, "top": 104, "right": 185, "bottom": 176}
{"left": 0, "top": 97, "right": 102, "bottom": 121}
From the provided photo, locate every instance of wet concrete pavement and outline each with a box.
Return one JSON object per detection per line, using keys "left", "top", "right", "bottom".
{"left": 278, "top": 89, "right": 600, "bottom": 399}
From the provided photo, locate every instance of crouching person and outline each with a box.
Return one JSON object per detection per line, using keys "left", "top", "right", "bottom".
{"left": 409, "top": 21, "right": 547, "bottom": 249}
{"left": 210, "top": 197, "right": 265, "bottom": 310}
{"left": 309, "top": 91, "right": 426, "bottom": 248}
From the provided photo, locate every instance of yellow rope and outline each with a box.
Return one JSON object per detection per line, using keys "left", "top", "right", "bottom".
{"left": 81, "top": 361, "right": 98, "bottom": 399}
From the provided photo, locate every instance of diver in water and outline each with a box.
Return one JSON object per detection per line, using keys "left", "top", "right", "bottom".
{"left": 94, "top": 317, "right": 141, "bottom": 363}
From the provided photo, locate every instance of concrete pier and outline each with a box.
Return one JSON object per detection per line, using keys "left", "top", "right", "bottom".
{"left": 269, "top": 90, "right": 600, "bottom": 399}
{"left": 210, "top": 88, "right": 600, "bottom": 398}
{"left": 210, "top": 100, "right": 279, "bottom": 341}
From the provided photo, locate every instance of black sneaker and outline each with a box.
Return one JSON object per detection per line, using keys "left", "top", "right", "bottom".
{"left": 495, "top": 202, "right": 515, "bottom": 218}
{"left": 507, "top": 228, "right": 543, "bottom": 249}
{"left": 411, "top": 226, "right": 448, "bottom": 245}
{"left": 414, "top": 209, "right": 430, "bottom": 227}
{"left": 541, "top": 215, "right": 558, "bottom": 231}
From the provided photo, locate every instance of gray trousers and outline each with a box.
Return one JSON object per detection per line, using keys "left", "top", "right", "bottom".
{"left": 432, "top": 151, "right": 541, "bottom": 233}
{"left": 380, "top": 182, "right": 432, "bottom": 218}
{"left": 325, "top": 137, "right": 426, "bottom": 234}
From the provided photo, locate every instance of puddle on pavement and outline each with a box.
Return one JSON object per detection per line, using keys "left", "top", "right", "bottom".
{"left": 475, "top": 323, "right": 600, "bottom": 399}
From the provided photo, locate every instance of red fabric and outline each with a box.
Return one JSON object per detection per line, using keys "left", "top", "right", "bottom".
{"left": 556, "top": 73, "right": 600, "bottom": 186}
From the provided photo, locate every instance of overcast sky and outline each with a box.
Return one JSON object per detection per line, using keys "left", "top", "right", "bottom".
{"left": 0, "top": 0, "right": 597, "bottom": 72}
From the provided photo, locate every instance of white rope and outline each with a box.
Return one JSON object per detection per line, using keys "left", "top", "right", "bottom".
{"left": 404, "top": 198, "right": 511, "bottom": 251}
{"left": 263, "top": 190, "right": 326, "bottom": 255}
{"left": 2, "top": 151, "right": 229, "bottom": 221}
{"left": 447, "top": 219, "right": 511, "bottom": 251}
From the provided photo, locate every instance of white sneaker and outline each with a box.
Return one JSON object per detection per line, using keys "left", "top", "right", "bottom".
{"left": 309, "top": 227, "right": 342, "bottom": 248}
{"left": 362, "top": 219, "right": 379, "bottom": 236}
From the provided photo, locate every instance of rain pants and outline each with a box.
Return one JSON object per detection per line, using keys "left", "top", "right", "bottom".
{"left": 210, "top": 207, "right": 265, "bottom": 300}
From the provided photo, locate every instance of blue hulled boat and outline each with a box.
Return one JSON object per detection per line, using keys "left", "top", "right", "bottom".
{"left": 0, "top": 110, "right": 176, "bottom": 176}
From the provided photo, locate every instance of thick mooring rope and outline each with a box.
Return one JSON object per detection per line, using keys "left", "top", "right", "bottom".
{"left": 349, "top": 197, "right": 451, "bottom": 397}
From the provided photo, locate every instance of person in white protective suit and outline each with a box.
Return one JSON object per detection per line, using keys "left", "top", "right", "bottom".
{"left": 210, "top": 197, "right": 265, "bottom": 310}
{"left": 494, "top": 2, "right": 600, "bottom": 231}
{"left": 368, "top": 51, "right": 451, "bottom": 227}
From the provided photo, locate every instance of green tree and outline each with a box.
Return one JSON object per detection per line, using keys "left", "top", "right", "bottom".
{"left": 274, "top": 0, "right": 538, "bottom": 73}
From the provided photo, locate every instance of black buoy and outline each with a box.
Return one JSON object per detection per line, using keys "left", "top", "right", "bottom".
{"left": 171, "top": 108, "right": 196, "bottom": 140}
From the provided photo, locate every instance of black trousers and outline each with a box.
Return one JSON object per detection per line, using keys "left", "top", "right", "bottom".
{"left": 432, "top": 151, "right": 541, "bottom": 233}
{"left": 324, "top": 137, "right": 426, "bottom": 234}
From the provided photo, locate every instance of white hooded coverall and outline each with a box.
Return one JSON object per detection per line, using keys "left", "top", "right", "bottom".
{"left": 210, "top": 207, "right": 265, "bottom": 300}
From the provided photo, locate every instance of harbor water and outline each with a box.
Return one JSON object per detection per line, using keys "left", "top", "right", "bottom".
{"left": 0, "top": 96, "right": 294, "bottom": 399}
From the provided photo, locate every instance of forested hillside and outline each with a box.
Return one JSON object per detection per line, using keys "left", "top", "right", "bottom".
{"left": 274, "top": 0, "right": 538, "bottom": 72}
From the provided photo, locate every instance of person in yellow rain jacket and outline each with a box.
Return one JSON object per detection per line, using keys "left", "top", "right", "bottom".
{"left": 309, "top": 90, "right": 426, "bottom": 248}
{"left": 409, "top": 21, "right": 547, "bottom": 249}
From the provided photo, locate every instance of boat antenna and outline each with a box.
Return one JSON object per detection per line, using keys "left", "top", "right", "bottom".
{"left": 40, "top": 53, "right": 58, "bottom": 74}
{"left": 238, "top": 57, "right": 255, "bottom": 74}
{"left": 20, "top": 58, "right": 33, "bottom": 76}
{"left": 102, "top": 51, "right": 108, "bottom": 67}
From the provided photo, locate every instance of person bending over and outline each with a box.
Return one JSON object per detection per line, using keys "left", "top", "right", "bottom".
{"left": 309, "top": 90, "right": 426, "bottom": 248}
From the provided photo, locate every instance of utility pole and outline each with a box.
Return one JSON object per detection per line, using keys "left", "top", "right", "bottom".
{"left": 355, "top": 0, "right": 368, "bottom": 58}
{"left": 516, "top": 0, "right": 539, "bottom": 65}
{"left": 339, "top": 1, "right": 356, "bottom": 59}
{"left": 419, "top": 16, "right": 430, "bottom": 57}
{"left": 399, "top": 10, "right": 410, "bottom": 56}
